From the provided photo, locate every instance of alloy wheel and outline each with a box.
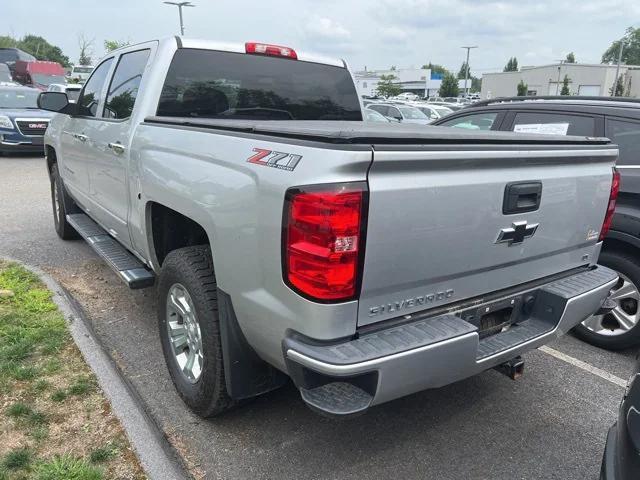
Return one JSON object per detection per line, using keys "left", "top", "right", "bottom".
{"left": 166, "top": 283, "right": 204, "bottom": 383}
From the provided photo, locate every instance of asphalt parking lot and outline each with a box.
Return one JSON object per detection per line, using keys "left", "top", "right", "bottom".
{"left": 2, "top": 153, "right": 638, "bottom": 480}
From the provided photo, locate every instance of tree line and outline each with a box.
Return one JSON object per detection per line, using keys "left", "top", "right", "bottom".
{"left": 0, "top": 34, "right": 130, "bottom": 68}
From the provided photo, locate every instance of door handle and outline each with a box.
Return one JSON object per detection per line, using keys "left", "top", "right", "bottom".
{"left": 108, "top": 142, "right": 126, "bottom": 155}
{"left": 75, "top": 133, "right": 88, "bottom": 142}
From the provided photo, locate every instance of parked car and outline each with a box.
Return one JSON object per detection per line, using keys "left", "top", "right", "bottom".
{"left": 394, "top": 92, "right": 419, "bottom": 101}
{"left": 39, "top": 38, "right": 618, "bottom": 418}
{"left": 444, "top": 97, "right": 470, "bottom": 104}
{"left": 66, "top": 65, "right": 94, "bottom": 83}
{"left": 430, "top": 101, "right": 464, "bottom": 111}
{"left": 364, "top": 108, "right": 393, "bottom": 123}
{"left": 367, "top": 103, "right": 432, "bottom": 124}
{"left": 434, "top": 96, "right": 640, "bottom": 349}
{"left": 0, "top": 47, "right": 36, "bottom": 74}
{"left": 427, "top": 96, "right": 444, "bottom": 103}
{"left": 601, "top": 357, "right": 640, "bottom": 479}
{"left": 47, "top": 83, "right": 82, "bottom": 103}
{"left": 13, "top": 60, "right": 66, "bottom": 91}
{"left": 0, "top": 85, "right": 53, "bottom": 155}
{"left": 410, "top": 103, "right": 442, "bottom": 121}
{"left": 411, "top": 102, "right": 453, "bottom": 121}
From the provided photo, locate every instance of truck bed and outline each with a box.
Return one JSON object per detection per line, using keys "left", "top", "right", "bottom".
{"left": 143, "top": 117, "right": 611, "bottom": 146}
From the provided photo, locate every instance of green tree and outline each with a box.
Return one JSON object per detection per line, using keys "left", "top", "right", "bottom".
{"left": 565, "top": 52, "right": 576, "bottom": 63}
{"left": 560, "top": 75, "right": 571, "bottom": 95}
{"left": 503, "top": 57, "right": 518, "bottom": 72}
{"left": 0, "top": 35, "right": 17, "bottom": 48}
{"left": 471, "top": 77, "right": 481, "bottom": 93}
{"left": 439, "top": 72, "right": 459, "bottom": 97}
{"left": 104, "top": 39, "right": 130, "bottom": 53}
{"left": 422, "top": 62, "right": 449, "bottom": 77}
{"left": 609, "top": 75, "right": 625, "bottom": 96}
{"left": 457, "top": 61, "right": 470, "bottom": 79}
{"left": 15, "top": 35, "right": 70, "bottom": 67}
{"left": 517, "top": 79, "right": 528, "bottom": 96}
{"left": 376, "top": 74, "right": 401, "bottom": 98}
{"left": 602, "top": 27, "right": 640, "bottom": 65}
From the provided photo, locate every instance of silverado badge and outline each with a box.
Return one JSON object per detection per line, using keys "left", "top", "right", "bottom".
{"left": 495, "top": 221, "right": 539, "bottom": 246}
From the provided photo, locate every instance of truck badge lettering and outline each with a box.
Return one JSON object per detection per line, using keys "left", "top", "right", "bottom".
{"left": 247, "top": 148, "right": 302, "bottom": 171}
{"left": 368, "top": 289, "right": 454, "bottom": 317}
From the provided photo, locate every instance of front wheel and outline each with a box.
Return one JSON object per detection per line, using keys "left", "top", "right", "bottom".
{"left": 50, "top": 163, "right": 79, "bottom": 240}
{"left": 157, "top": 246, "right": 234, "bottom": 417}
{"left": 574, "top": 249, "right": 640, "bottom": 350}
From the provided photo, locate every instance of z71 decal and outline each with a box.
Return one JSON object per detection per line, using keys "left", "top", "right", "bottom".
{"left": 247, "top": 148, "right": 302, "bottom": 171}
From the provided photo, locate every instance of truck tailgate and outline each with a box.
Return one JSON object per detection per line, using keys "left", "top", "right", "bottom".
{"left": 358, "top": 144, "right": 617, "bottom": 326}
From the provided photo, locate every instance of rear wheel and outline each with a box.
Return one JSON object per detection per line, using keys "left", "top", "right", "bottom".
{"left": 574, "top": 249, "right": 640, "bottom": 350}
{"left": 50, "top": 163, "right": 79, "bottom": 240}
{"left": 157, "top": 245, "right": 234, "bottom": 417}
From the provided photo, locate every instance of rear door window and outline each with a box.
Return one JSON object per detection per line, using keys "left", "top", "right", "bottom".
{"left": 157, "top": 49, "right": 362, "bottom": 120}
{"left": 606, "top": 118, "right": 640, "bottom": 166}
{"left": 387, "top": 106, "right": 402, "bottom": 120}
{"left": 368, "top": 105, "right": 389, "bottom": 116}
{"left": 511, "top": 112, "right": 595, "bottom": 136}
{"left": 438, "top": 112, "right": 499, "bottom": 130}
{"left": 103, "top": 49, "right": 151, "bottom": 120}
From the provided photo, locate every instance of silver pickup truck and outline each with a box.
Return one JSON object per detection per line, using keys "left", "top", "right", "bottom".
{"left": 39, "top": 37, "right": 620, "bottom": 417}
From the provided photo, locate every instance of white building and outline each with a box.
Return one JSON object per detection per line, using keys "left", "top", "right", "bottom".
{"left": 354, "top": 68, "right": 442, "bottom": 97}
{"left": 481, "top": 63, "right": 640, "bottom": 99}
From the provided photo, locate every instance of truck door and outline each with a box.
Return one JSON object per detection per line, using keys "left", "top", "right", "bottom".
{"left": 59, "top": 57, "right": 114, "bottom": 207}
{"left": 83, "top": 48, "right": 151, "bottom": 249}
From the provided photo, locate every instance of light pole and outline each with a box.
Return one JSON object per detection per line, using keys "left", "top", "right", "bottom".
{"left": 554, "top": 59, "right": 565, "bottom": 95}
{"left": 163, "top": 1, "right": 195, "bottom": 36}
{"left": 461, "top": 46, "right": 478, "bottom": 97}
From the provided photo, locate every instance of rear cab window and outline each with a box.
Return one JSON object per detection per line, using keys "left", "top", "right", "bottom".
{"left": 510, "top": 112, "right": 596, "bottom": 136}
{"left": 157, "top": 49, "right": 362, "bottom": 121}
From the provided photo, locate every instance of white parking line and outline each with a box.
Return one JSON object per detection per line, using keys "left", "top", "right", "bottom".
{"left": 539, "top": 345, "right": 627, "bottom": 388}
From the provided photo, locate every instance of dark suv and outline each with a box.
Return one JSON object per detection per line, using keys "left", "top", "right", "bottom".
{"left": 434, "top": 96, "right": 640, "bottom": 350}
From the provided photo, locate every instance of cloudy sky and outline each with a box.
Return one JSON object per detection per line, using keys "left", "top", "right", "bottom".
{"left": 1, "top": 0, "right": 637, "bottom": 74}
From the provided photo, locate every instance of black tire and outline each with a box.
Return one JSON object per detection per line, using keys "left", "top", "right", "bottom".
{"left": 573, "top": 248, "right": 640, "bottom": 350}
{"left": 50, "top": 163, "right": 80, "bottom": 240}
{"left": 157, "top": 245, "right": 234, "bottom": 417}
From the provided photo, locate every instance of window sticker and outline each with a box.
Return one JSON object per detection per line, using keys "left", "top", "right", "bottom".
{"left": 514, "top": 123, "right": 570, "bottom": 136}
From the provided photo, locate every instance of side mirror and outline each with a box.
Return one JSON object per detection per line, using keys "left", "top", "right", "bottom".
{"left": 38, "top": 92, "right": 73, "bottom": 113}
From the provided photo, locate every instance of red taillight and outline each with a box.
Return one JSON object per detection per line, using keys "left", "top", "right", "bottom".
{"left": 600, "top": 169, "right": 620, "bottom": 241}
{"left": 284, "top": 183, "right": 367, "bottom": 302}
{"left": 245, "top": 42, "right": 297, "bottom": 60}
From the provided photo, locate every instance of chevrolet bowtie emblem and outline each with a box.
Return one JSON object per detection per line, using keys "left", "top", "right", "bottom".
{"left": 495, "top": 221, "right": 539, "bottom": 246}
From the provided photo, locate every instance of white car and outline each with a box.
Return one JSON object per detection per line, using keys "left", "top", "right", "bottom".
{"left": 367, "top": 103, "right": 432, "bottom": 125}
{"left": 66, "top": 65, "right": 94, "bottom": 83}
{"left": 47, "top": 83, "right": 82, "bottom": 103}
{"left": 410, "top": 103, "right": 454, "bottom": 121}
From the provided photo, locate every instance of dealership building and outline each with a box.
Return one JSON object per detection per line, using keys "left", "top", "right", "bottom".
{"left": 354, "top": 68, "right": 443, "bottom": 97}
{"left": 481, "top": 63, "right": 640, "bottom": 99}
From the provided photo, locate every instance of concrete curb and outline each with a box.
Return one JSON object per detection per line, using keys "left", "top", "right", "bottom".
{"left": 4, "top": 258, "right": 189, "bottom": 480}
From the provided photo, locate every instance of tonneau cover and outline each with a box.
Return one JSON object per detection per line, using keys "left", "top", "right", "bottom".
{"left": 144, "top": 117, "right": 611, "bottom": 145}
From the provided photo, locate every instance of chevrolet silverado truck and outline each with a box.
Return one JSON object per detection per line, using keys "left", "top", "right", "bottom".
{"left": 38, "top": 37, "right": 620, "bottom": 417}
